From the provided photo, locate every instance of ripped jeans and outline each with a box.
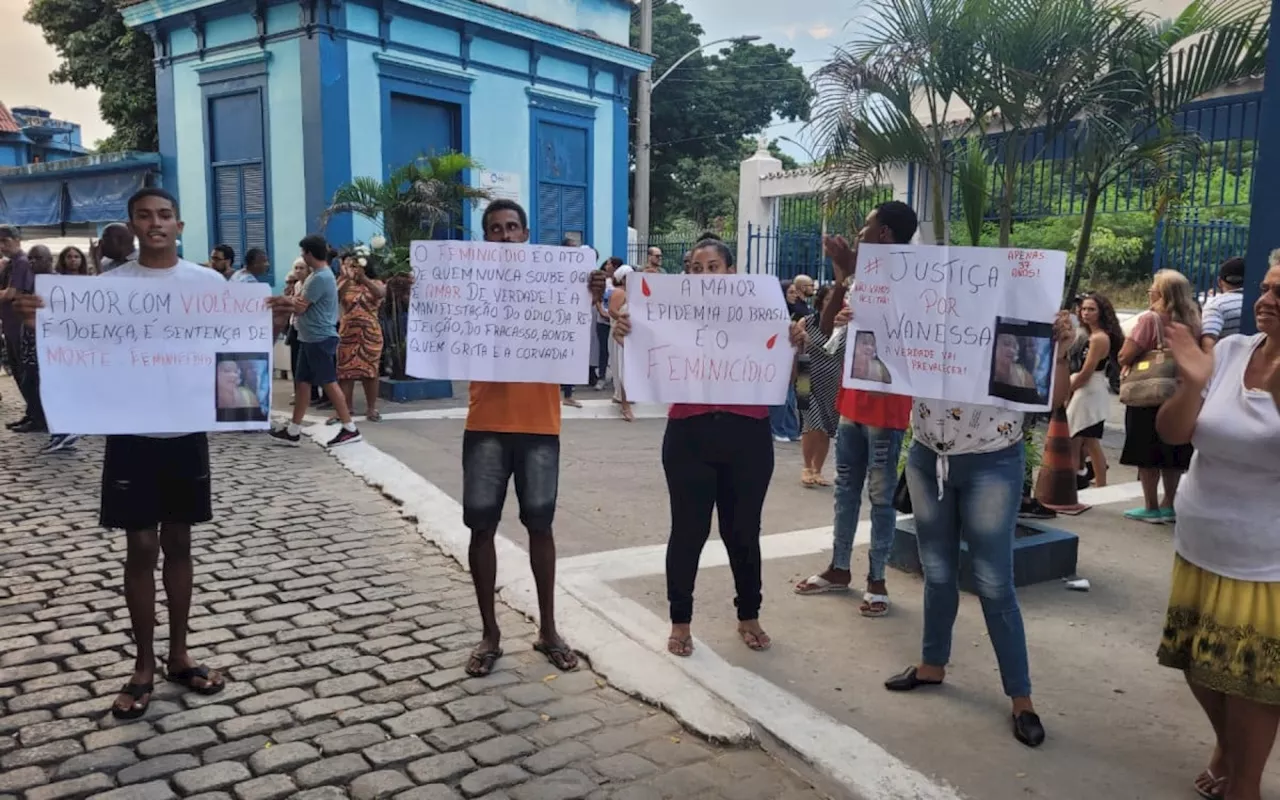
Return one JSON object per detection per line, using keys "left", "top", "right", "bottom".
{"left": 905, "top": 441, "right": 1031, "bottom": 698}
{"left": 831, "top": 420, "right": 905, "bottom": 582}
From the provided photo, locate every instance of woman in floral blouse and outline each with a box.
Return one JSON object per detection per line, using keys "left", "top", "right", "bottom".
{"left": 885, "top": 311, "right": 1074, "bottom": 749}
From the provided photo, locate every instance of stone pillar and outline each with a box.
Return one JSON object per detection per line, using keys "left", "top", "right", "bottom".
{"left": 736, "top": 137, "right": 781, "bottom": 273}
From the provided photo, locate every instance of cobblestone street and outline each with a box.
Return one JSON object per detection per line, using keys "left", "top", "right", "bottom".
{"left": 0, "top": 429, "right": 824, "bottom": 800}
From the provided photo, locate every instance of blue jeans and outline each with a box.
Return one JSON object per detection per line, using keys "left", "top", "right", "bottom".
{"left": 769, "top": 385, "right": 800, "bottom": 440}
{"left": 832, "top": 420, "right": 904, "bottom": 581}
{"left": 905, "top": 441, "right": 1031, "bottom": 698}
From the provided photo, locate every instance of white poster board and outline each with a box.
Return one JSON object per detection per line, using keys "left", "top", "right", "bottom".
{"left": 842, "top": 244, "right": 1066, "bottom": 411}
{"left": 621, "top": 272, "right": 795, "bottom": 405}
{"left": 35, "top": 275, "right": 274, "bottom": 434}
{"left": 405, "top": 241, "right": 596, "bottom": 384}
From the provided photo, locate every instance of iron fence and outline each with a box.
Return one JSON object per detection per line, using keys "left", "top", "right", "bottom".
{"left": 918, "top": 90, "right": 1261, "bottom": 224}
{"left": 626, "top": 237, "right": 738, "bottom": 271}
{"left": 744, "top": 224, "right": 832, "bottom": 283}
{"left": 1154, "top": 213, "right": 1249, "bottom": 297}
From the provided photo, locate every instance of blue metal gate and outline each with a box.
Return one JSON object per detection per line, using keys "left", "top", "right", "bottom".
{"left": 745, "top": 224, "right": 831, "bottom": 283}
{"left": 1154, "top": 213, "right": 1249, "bottom": 297}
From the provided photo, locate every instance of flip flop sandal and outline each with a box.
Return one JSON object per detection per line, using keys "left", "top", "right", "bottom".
{"left": 1194, "top": 769, "right": 1227, "bottom": 800}
{"left": 366, "top": 411, "right": 383, "bottom": 422}
{"left": 801, "top": 469, "right": 819, "bottom": 487}
{"left": 811, "top": 474, "right": 833, "bottom": 487}
{"left": 166, "top": 665, "right": 225, "bottom": 696}
{"left": 739, "top": 628, "right": 772, "bottom": 651}
{"left": 667, "top": 636, "right": 694, "bottom": 657}
{"left": 111, "top": 681, "right": 154, "bottom": 720}
{"left": 860, "top": 593, "right": 890, "bottom": 618}
{"left": 533, "top": 639, "right": 580, "bottom": 671}
{"left": 794, "top": 575, "right": 851, "bottom": 595}
{"left": 465, "top": 648, "right": 503, "bottom": 677}
{"left": 324, "top": 416, "right": 340, "bottom": 426}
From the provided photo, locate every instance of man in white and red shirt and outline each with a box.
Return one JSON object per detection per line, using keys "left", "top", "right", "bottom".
{"left": 793, "top": 201, "right": 918, "bottom": 617}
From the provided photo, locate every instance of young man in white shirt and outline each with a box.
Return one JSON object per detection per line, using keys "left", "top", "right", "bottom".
{"left": 17, "top": 188, "right": 228, "bottom": 719}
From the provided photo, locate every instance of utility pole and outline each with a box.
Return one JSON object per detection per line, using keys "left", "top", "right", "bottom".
{"left": 632, "top": 0, "right": 653, "bottom": 253}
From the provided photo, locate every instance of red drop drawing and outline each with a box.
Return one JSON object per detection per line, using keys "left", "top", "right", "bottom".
{"left": 641, "top": 277, "right": 651, "bottom": 297}
{"left": 766, "top": 334, "right": 778, "bottom": 349}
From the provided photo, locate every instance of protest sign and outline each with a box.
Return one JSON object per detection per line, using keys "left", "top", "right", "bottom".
{"left": 842, "top": 244, "right": 1066, "bottom": 411}
{"left": 35, "top": 275, "right": 273, "bottom": 434}
{"left": 621, "top": 272, "right": 794, "bottom": 405}
{"left": 405, "top": 241, "right": 596, "bottom": 384}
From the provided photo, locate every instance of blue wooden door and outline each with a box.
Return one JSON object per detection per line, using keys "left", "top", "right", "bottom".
{"left": 534, "top": 120, "right": 589, "bottom": 246}
{"left": 386, "top": 93, "right": 460, "bottom": 238}
{"left": 209, "top": 91, "right": 268, "bottom": 273}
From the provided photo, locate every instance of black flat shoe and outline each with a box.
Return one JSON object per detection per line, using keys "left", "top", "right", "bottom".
{"left": 1012, "top": 710, "right": 1046, "bottom": 747}
{"left": 884, "top": 666, "right": 944, "bottom": 692}
{"left": 5, "top": 417, "right": 30, "bottom": 430}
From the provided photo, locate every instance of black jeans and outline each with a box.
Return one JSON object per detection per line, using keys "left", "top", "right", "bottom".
{"left": 17, "top": 329, "right": 41, "bottom": 426}
{"left": 663, "top": 412, "right": 774, "bottom": 624}
{"left": 596, "top": 321, "right": 611, "bottom": 380}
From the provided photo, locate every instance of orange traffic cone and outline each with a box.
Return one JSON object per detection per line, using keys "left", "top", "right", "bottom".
{"left": 1034, "top": 405, "right": 1090, "bottom": 515}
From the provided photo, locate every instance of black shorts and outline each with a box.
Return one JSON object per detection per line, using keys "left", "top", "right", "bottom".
{"left": 100, "top": 434, "right": 213, "bottom": 531}
{"left": 462, "top": 431, "right": 560, "bottom": 533}
{"left": 296, "top": 337, "right": 338, "bottom": 386}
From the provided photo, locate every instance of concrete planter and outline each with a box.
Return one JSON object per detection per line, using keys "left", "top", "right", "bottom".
{"left": 889, "top": 518, "right": 1079, "bottom": 592}
{"left": 378, "top": 377, "right": 452, "bottom": 403}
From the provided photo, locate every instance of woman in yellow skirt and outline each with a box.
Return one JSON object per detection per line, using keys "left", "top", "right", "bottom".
{"left": 1156, "top": 257, "right": 1280, "bottom": 800}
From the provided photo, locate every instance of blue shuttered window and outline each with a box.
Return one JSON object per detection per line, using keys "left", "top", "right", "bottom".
{"left": 208, "top": 91, "right": 268, "bottom": 269}
{"left": 533, "top": 119, "right": 590, "bottom": 246}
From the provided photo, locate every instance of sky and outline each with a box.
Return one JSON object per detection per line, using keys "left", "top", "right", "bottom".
{"left": 0, "top": 0, "right": 855, "bottom": 158}
{"left": 0, "top": 0, "right": 114, "bottom": 147}
{"left": 676, "top": 0, "right": 858, "bottom": 160}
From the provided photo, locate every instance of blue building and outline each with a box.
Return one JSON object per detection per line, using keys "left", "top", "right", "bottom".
{"left": 118, "top": 0, "right": 650, "bottom": 287}
{"left": 0, "top": 103, "right": 90, "bottom": 168}
{"left": 0, "top": 100, "right": 161, "bottom": 235}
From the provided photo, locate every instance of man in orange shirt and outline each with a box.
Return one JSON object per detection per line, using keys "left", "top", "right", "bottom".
{"left": 464, "top": 200, "right": 605, "bottom": 677}
{"left": 793, "top": 202, "right": 917, "bottom": 618}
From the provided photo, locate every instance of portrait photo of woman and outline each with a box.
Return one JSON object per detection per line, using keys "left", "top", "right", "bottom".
{"left": 851, "top": 331, "right": 892, "bottom": 384}
{"left": 214, "top": 354, "right": 269, "bottom": 423}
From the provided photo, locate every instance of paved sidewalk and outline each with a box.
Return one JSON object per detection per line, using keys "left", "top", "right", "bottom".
{"left": 0, "top": 430, "right": 823, "bottom": 800}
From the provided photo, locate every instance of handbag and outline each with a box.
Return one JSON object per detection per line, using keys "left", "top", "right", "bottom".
{"left": 893, "top": 471, "right": 912, "bottom": 514}
{"left": 1119, "top": 314, "right": 1177, "bottom": 407}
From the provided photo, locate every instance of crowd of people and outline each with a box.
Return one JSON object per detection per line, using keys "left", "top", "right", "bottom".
{"left": 2, "top": 189, "right": 1279, "bottom": 795}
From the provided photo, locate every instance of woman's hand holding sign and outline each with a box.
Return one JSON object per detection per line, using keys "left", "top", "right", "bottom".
{"left": 823, "top": 235, "right": 857, "bottom": 285}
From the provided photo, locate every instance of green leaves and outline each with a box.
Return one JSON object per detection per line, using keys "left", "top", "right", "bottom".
{"left": 632, "top": 0, "right": 813, "bottom": 230}
{"left": 25, "top": 0, "right": 157, "bottom": 152}
{"left": 322, "top": 153, "right": 494, "bottom": 246}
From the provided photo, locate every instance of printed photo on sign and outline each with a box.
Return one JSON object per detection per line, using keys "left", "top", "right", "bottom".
{"left": 841, "top": 244, "right": 1065, "bottom": 411}
{"left": 850, "top": 331, "right": 892, "bottom": 384}
{"left": 987, "top": 317, "right": 1054, "bottom": 406}
{"left": 215, "top": 353, "right": 270, "bottom": 423}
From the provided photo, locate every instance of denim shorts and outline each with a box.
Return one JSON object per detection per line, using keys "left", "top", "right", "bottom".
{"left": 296, "top": 336, "right": 338, "bottom": 386}
{"left": 462, "top": 431, "right": 560, "bottom": 533}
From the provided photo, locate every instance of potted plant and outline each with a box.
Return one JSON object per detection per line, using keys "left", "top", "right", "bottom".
{"left": 322, "top": 152, "right": 493, "bottom": 402}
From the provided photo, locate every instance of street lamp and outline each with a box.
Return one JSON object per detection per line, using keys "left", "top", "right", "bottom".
{"left": 632, "top": 29, "right": 761, "bottom": 251}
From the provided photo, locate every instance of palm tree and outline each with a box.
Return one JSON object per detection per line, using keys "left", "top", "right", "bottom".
{"left": 322, "top": 152, "right": 494, "bottom": 378}
{"left": 810, "top": 0, "right": 992, "bottom": 244}
{"left": 1061, "top": 0, "right": 1268, "bottom": 301}
{"left": 322, "top": 152, "right": 493, "bottom": 246}
{"left": 953, "top": 136, "right": 994, "bottom": 246}
{"left": 968, "top": 0, "right": 1144, "bottom": 245}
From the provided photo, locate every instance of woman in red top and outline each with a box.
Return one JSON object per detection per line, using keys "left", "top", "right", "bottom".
{"left": 615, "top": 237, "right": 806, "bottom": 657}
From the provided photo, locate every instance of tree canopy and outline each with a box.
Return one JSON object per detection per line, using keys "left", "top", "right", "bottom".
{"left": 633, "top": 0, "right": 813, "bottom": 232}
{"left": 25, "top": 0, "right": 157, "bottom": 153}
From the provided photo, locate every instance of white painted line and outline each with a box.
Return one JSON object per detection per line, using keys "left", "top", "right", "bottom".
{"left": 562, "top": 482, "right": 1146, "bottom": 581}
{"left": 560, "top": 575, "right": 964, "bottom": 800}
{"left": 294, "top": 423, "right": 752, "bottom": 744}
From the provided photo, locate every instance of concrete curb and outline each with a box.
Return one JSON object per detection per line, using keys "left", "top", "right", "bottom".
{"left": 293, "top": 422, "right": 754, "bottom": 747}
